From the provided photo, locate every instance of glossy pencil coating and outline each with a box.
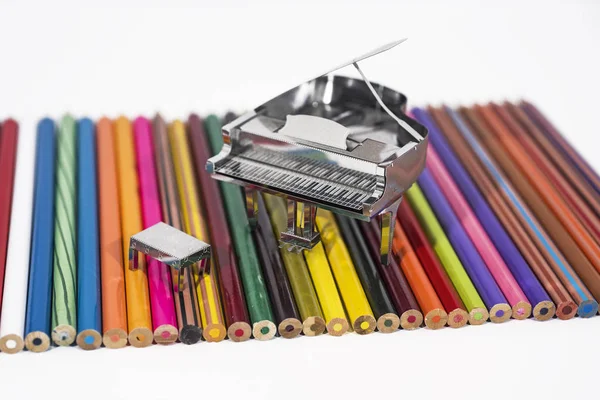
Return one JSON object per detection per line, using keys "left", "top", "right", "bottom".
{"left": 24, "top": 119, "right": 56, "bottom": 352}
{"left": 51, "top": 115, "right": 77, "bottom": 346}
{"left": 433, "top": 107, "right": 575, "bottom": 320}
{"left": 418, "top": 108, "right": 554, "bottom": 319}
{"left": 405, "top": 184, "right": 489, "bottom": 325}
{"left": 398, "top": 201, "right": 468, "bottom": 328}
{"left": 0, "top": 119, "right": 25, "bottom": 353}
{"left": 76, "top": 118, "right": 102, "bottom": 350}
{"left": 455, "top": 107, "right": 599, "bottom": 318}
{"left": 263, "top": 194, "right": 326, "bottom": 336}
{"left": 418, "top": 169, "right": 511, "bottom": 323}
{"left": 204, "top": 115, "right": 275, "bottom": 340}
{"left": 133, "top": 117, "right": 178, "bottom": 344}
{"left": 253, "top": 194, "right": 302, "bottom": 338}
{"left": 187, "top": 114, "right": 251, "bottom": 342}
{"left": 153, "top": 115, "right": 202, "bottom": 345}
{"left": 484, "top": 104, "right": 600, "bottom": 276}
{"left": 361, "top": 220, "right": 423, "bottom": 330}
{"left": 392, "top": 221, "right": 447, "bottom": 329}
{"left": 521, "top": 101, "right": 600, "bottom": 199}
{"left": 169, "top": 119, "right": 226, "bottom": 343}
{"left": 114, "top": 117, "right": 153, "bottom": 347}
{"left": 96, "top": 118, "right": 128, "bottom": 348}
{"left": 336, "top": 215, "right": 400, "bottom": 333}
{"left": 315, "top": 209, "right": 376, "bottom": 334}
{"left": 303, "top": 242, "right": 349, "bottom": 336}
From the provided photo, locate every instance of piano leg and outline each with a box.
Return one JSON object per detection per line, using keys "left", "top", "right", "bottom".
{"left": 379, "top": 197, "right": 402, "bottom": 266}
{"left": 282, "top": 199, "right": 320, "bottom": 252}
{"left": 245, "top": 187, "right": 259, "bottom": 228}
{"left": 129, "top": 247, "right": 139, "bottom": 271}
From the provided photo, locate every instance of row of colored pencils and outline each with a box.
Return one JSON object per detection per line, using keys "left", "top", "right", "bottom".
{"left": 0, "top": 101, "right": 597, "bottom": 354}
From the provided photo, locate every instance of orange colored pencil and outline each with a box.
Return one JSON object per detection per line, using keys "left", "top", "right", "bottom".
{"left": 480, "top": 104, "right": 600, "bottom": 275}
{"left": 97, "top": 118, "right": 128, "bottom": 348}
{"left": 114, "top": 117, "right": 153, "bottom": 347}
{"left": 392, "top": 221, "right": 447, "bottom": 329}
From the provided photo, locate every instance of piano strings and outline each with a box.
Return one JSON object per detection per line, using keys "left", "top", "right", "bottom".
{"left": 1, "top": 101, "right": 600, "bottom": 353}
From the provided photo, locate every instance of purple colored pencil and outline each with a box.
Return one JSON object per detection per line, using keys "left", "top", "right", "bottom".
{"left": 412, "top": 108, "right": 553, "bottom": 320}
{"left": 417, "top": 168, "right": 512, "bottom": 322}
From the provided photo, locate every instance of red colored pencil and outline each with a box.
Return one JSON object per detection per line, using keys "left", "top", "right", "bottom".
{"left": 0, "top": 119, "right": 19, "bottom": 315}
{"left": 398, "top": 200, "right": 469, "bottom": 328}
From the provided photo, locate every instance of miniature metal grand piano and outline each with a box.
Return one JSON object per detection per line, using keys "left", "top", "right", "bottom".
{"left": 206, "top": 39, "right": 428, "bottom": 265}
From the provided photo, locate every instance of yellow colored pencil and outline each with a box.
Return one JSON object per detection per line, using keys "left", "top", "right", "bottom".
{"left": 113, "top": 117, "right": 153, "bottom": 347}
{"left": 315, "top": 209, "right": 376, "bottom": 334}
{"left": 169, "top": 120, "right": 226, "bottom": 342}
{"left": 303, "top": 242, "right": 349, "bottom": 336}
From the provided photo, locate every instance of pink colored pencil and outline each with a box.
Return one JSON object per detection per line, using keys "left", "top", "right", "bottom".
{"left": 426, "top": 145, "right": 532, "bottom": 319}
{"left": 133, "top": 117, "right": 178, "bottom": 344}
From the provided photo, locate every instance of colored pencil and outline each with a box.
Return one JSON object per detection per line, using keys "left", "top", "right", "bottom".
{"left": 152, "top": 115, "right": 203, "bottom": 345}
{"left": 0, "top": 119, "right": 31, "bottom": 354}
{"left": 169, "top": 119, "right": 227, "bottom": 343}
{"left": 204, "top": 115, "right": 276, "bottom": 340}
{"left": 398, "top": 201, "right": 469, "bottom": 328}
{"left": 253, "top": 195, "right": 302, "bottom": 338}
{"left": 187, "top": 114, "right": 251, "bottom": 342}
{"left": 303, "top": 242, "right": 349, "bottom": 336}
{"left": 405, "top": 184, "right": 489, "bottom": 324}
{"left": 133, "top": 117, "right": 178, "bottom": 344}
{"left": 459, "top": 107, "right": 600, "bottom": 317}
{"left": 418, "top": 168, "right": 511, "bottom": 322}
{"left": 113, "top": 117, "right": 153, "bottom": 347}
{"left": 23, "top": 119, "right": 56, "bottom": 352}
{"left": 361, "top": 220, "right": 423, "bottom": 330}
{"left": 506, "top": 104, "right": 600, "bottom": 243}
{"left": 75, "top": 118, "right": 102, "bottom": 350}
{"left": 419, "top": 107, "right": 555, "bottom": 320}
{"left": 316, "top": 209, "right": 376, "bottom": 334}
{"left": 486, "top": 104, "right": 600, "bottom": 275}
{"left": 521, "top": 101, "right": 600, "bottom": 204}
{"left": 263, "top": 194, "right": 326, "bottom": 336}
{"left": 425, "top": 143, "right": 532, "bottom": 319}
{"left": 433, "top": 107, "right": 578, "bottom": 320}
{"left": 51, "top": 115, "right": 78, "bottom": 346}
{"left": 392, "top": 221, "right": 448, "bottom": 329}
{"left": 96, "top": 118, "right": 128, "bottom": 348}
{"left": 336, "top": 215, "right": 400, "bottom": 332}
{"left": 0, "top": 119, "right": 18, "bottom": 325}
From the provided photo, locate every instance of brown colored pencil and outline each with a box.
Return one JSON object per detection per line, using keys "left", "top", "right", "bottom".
{"left": 486, "top": 104, "right": 600, "bottom": 275}
{"left": 362, "top": 220, "right": 423, "bottom": 330}
{"left": 96, "top": 118, "right": 128, "bottom": 348}
{"left": 432, "top": 107, "right": 577, "bottom": 320}
{"left": 520, "top": 101, "right": 600, "bottom": 214}
{"left": 504, "top": 103, "right": 600, "bottom": 244}
{"left": 152, "top": 115, "right": 203, "bottom": 345}
{"left": 461, "top": 106, "right": 600, "bottom": 316}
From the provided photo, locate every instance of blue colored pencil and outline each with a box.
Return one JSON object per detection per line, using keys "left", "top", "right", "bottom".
{"left": 418, "top": 168, "right": 512, "bottom": 323}
{"left": 24, "top": 119, "right": 56, "bottom": 352}
{"left": 413, "top": 107, "right": 553, "bottom": 320}
{"left": 76, "top": 118, "right": 102, "bottom": 350}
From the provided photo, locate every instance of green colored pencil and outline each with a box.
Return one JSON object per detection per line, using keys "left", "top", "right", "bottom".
{"left": 405, "top": 184, "right": 489, "bottom": 325}
{"left": 263, "top": 194, "right": 326, "bottom": 336}
{"left": 51, "top": 115, "right": 78, "bottom": 345}
{"left": 204, "top": 115, "right": 276, "bottom": 340}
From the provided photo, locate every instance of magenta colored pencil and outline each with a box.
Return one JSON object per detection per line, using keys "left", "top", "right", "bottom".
{"left": 417, "top": 168, "right": 511, "bottom": 322}
{"left": 425, "top": 144, "right": 531, "bottom": 319}
{"left": 133, "top": 117, "right": 178, "bottom": 344}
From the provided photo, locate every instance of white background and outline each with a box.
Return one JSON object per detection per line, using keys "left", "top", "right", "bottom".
{"left": 1, "top": 1, "right": 599, "bottom": 399}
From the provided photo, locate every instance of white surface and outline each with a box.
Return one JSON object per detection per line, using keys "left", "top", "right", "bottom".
{"left": 1, "top": 1, "right": 599, "bottom": 399}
